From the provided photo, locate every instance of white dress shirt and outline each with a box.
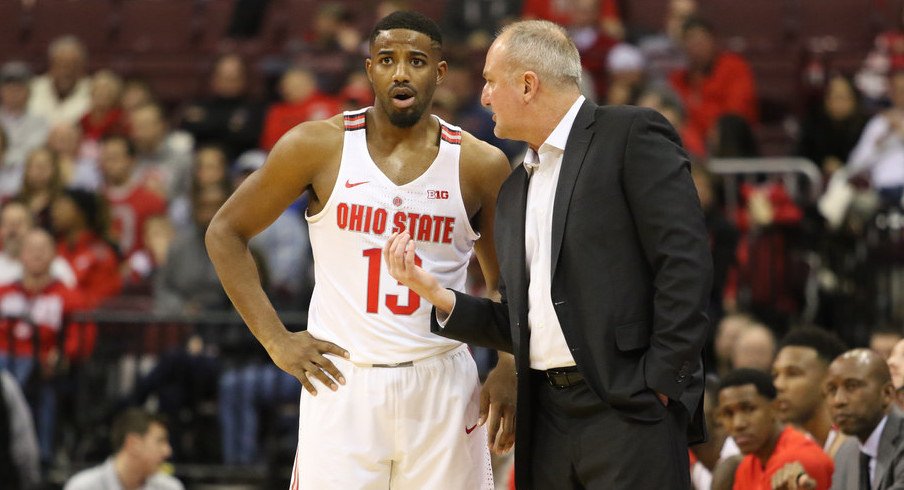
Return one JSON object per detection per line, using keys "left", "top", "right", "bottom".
{"left": 524, "top": 95, "right": 584, "bottom": 370}
{"left": 859, "top": 414, "right": 888, "bottom": 485}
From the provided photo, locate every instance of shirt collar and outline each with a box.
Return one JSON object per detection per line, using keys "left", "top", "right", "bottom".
{"left": 860, "top": 414, "right": 888, "bottom": 458}
{"left": 523, "top": 95, "right": 585, "bottom": 173}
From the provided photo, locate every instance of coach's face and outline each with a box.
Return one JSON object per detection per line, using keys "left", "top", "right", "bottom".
{"left": 825, "top": 356, "right": 893, "bottom": 441}
{"left": 367, "top": 28, "right": 445, "bottom": 128}
{"left": 481, "top": 35, "right": 526, "bottom": 142}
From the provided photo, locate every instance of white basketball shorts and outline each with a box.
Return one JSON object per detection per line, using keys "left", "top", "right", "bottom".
{"left": 288, "top": 344, "right": 493, "bottom": 489}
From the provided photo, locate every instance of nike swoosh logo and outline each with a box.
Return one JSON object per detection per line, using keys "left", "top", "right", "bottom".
{"left": 345, "top": 180, "right": 369, "bottom": 188}
{"left": 465, "top": 423, "right": 478, "bottom": 434}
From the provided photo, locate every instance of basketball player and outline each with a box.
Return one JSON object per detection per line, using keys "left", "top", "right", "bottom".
{"left": 206, "top": 11, "right": 513, "bottom": 489}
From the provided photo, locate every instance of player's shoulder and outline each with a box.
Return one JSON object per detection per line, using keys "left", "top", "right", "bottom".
{"left": 271, "top": 114, "right": 346, "bottom": 158}
{"left": 458, "top": 130, "right": 509, "bottom": 171}
{"left": 456, "top": 130, "right": 512, "bottom": 200}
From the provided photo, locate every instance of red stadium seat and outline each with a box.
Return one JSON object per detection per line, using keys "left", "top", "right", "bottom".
{"left": 700, "top": 0, "right": 794, "bottom": 46}
{"left": 23, "top": 0, "right": 117, "bottom": 56}
{"left": 117, "top": 0, "right": 200, "bottom": 54}
{"left": 0, "top": 1, "right": 27, "bottom": 54}
{"left": 798, "top": 0, "right": 874, "bottom": 50}
{"left": 622, "top": 0, "right": 672, "bottom": 36}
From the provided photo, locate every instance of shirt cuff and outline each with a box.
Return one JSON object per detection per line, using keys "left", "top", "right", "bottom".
{"left": 434, "top": 294, "right": 456, "bottom": 328}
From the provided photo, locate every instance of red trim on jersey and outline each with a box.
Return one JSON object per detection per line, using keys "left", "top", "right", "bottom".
{"left": 440, "top": 125, "right": 461, "bottom": 145}
{"left": 343, "top": 114, "right": 366, "bottom": 131}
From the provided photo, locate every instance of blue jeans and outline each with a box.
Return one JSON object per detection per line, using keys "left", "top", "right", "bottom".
{"left": 219, "top": 363, "right": 300, "bottom": 464}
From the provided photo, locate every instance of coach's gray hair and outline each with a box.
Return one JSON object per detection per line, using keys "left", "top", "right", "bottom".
{"left": 497, "top": 20, "right": 582, "bottom": 88}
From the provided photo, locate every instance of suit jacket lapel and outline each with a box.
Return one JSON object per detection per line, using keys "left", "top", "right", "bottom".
{"left": 506, "top": 167, "right": 531, "bottom": 357}
{"left": 550, "top": 100, "right": 596, "bottom": 279}
{"left": 875, "top": 412, "right": 903, "bottom": 490}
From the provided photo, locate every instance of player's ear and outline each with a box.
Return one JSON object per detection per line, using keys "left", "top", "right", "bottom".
{"left": 364, "top": 58, "right": 374, "bottom": 84}
{"left": 436, "top": 61, "right": 448, "bottom": 85}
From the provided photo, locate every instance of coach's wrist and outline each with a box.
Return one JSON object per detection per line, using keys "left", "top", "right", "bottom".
{"left": 428, "top": 286, "right": 456, "bottom": 315}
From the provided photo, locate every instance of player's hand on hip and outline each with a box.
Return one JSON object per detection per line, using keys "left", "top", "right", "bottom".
{"left": 481, "top": 353, "right": 517, "bottom": 454}
{"left": 383, "top": 232, "right": 440, "bottom": 299}
{"left": 268, "top": 330, "right": 350, "bottom": 396}
{"left": 770, "top": 461, "right": 816, "bottom": 490}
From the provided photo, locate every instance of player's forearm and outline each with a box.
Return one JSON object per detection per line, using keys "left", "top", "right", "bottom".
{"left": 205, "top": 220, "right": 287, "bottom": 350}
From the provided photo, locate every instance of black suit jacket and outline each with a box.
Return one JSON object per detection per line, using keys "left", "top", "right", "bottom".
{"left": 432, "top": 102, "right": 712, "bottom": 488}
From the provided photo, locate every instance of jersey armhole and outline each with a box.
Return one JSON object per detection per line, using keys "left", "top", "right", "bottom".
{"left": 306, "top": 114, "right": 359, "bottom": 224}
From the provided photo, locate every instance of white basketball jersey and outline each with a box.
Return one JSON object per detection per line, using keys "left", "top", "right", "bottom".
{"left": 305, "top": 108, "right": 479, "bottom": 364}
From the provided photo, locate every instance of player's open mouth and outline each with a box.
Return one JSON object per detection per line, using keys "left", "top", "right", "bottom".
{"left": 392, "top": 93, "right": 416, "bottom": 109}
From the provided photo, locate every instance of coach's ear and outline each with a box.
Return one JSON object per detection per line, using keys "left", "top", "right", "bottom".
{"left": 521, "top": 71, "right": 539, "bottom": 102}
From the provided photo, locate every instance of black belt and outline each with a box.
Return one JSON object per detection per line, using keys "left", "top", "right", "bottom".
{"left": 535, "top": 366, "right": 584, "bottom": 389}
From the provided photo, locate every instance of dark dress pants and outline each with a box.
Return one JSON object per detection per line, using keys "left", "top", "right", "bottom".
{"left": 529, "top": 371, "right": 691, "bottom": 490}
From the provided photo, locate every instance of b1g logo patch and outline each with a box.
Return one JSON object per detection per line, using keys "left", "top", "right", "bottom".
{"left": 427, "top": 189, "right": 449, "bottom": 200}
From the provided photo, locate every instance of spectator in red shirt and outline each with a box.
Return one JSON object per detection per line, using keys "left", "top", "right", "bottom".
{"left": 717, "top": 368, "right": 834, "bottom": 490}
{"left": 669, "top": 17, "right": 758, "bottom": 154}
{"left": 79, "top": 70, "right": 125, "bottom": 142}
{"left": 0, "top": 228, "right": 93, "bottom": 463}
{"left": 50, "top": 188, "right": 121, "bottom": 309}
{"left": 260, "top": 66, "right": 341, "bottom": 151}
{"left": 98, "top": 134, "right": 166, "bottom": 259}
{"left": 0, "top": 228, "right": 90, "bottom": 372}
{"left": 637, "top": 84, "right": 706, "bottom": 158}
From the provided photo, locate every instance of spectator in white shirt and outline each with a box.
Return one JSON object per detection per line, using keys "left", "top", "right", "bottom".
{"left": 848, "top": 71, "right": 904, "bottom": 206}
{"left": 28, "top": 36, "right": 91, "bottom": 125}
{"left": 0, "top": 61, "right": 49, "bottom": 188}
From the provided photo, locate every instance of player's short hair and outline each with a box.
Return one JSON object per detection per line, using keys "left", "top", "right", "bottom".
{"left": 110, "top": 408, "right": 167, "bottom": 451}
{"left": 370, "top": 11, "right": 442, "bottom": 51}
{"left": 779, "top": 327, "right": 849, "bottom": 366}
{"left": 718, "top": 368, "right": 777, "bottom": 400}
{"left": 497, "top": 20, "right": 582, "bottom": 89}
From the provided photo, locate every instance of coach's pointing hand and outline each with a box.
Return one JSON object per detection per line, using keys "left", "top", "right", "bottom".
{"left": 266, "top": 330, "right": 349, "bottom": 396}
{"left": 384, "top": 232, "right": 456, "bottom": 314}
